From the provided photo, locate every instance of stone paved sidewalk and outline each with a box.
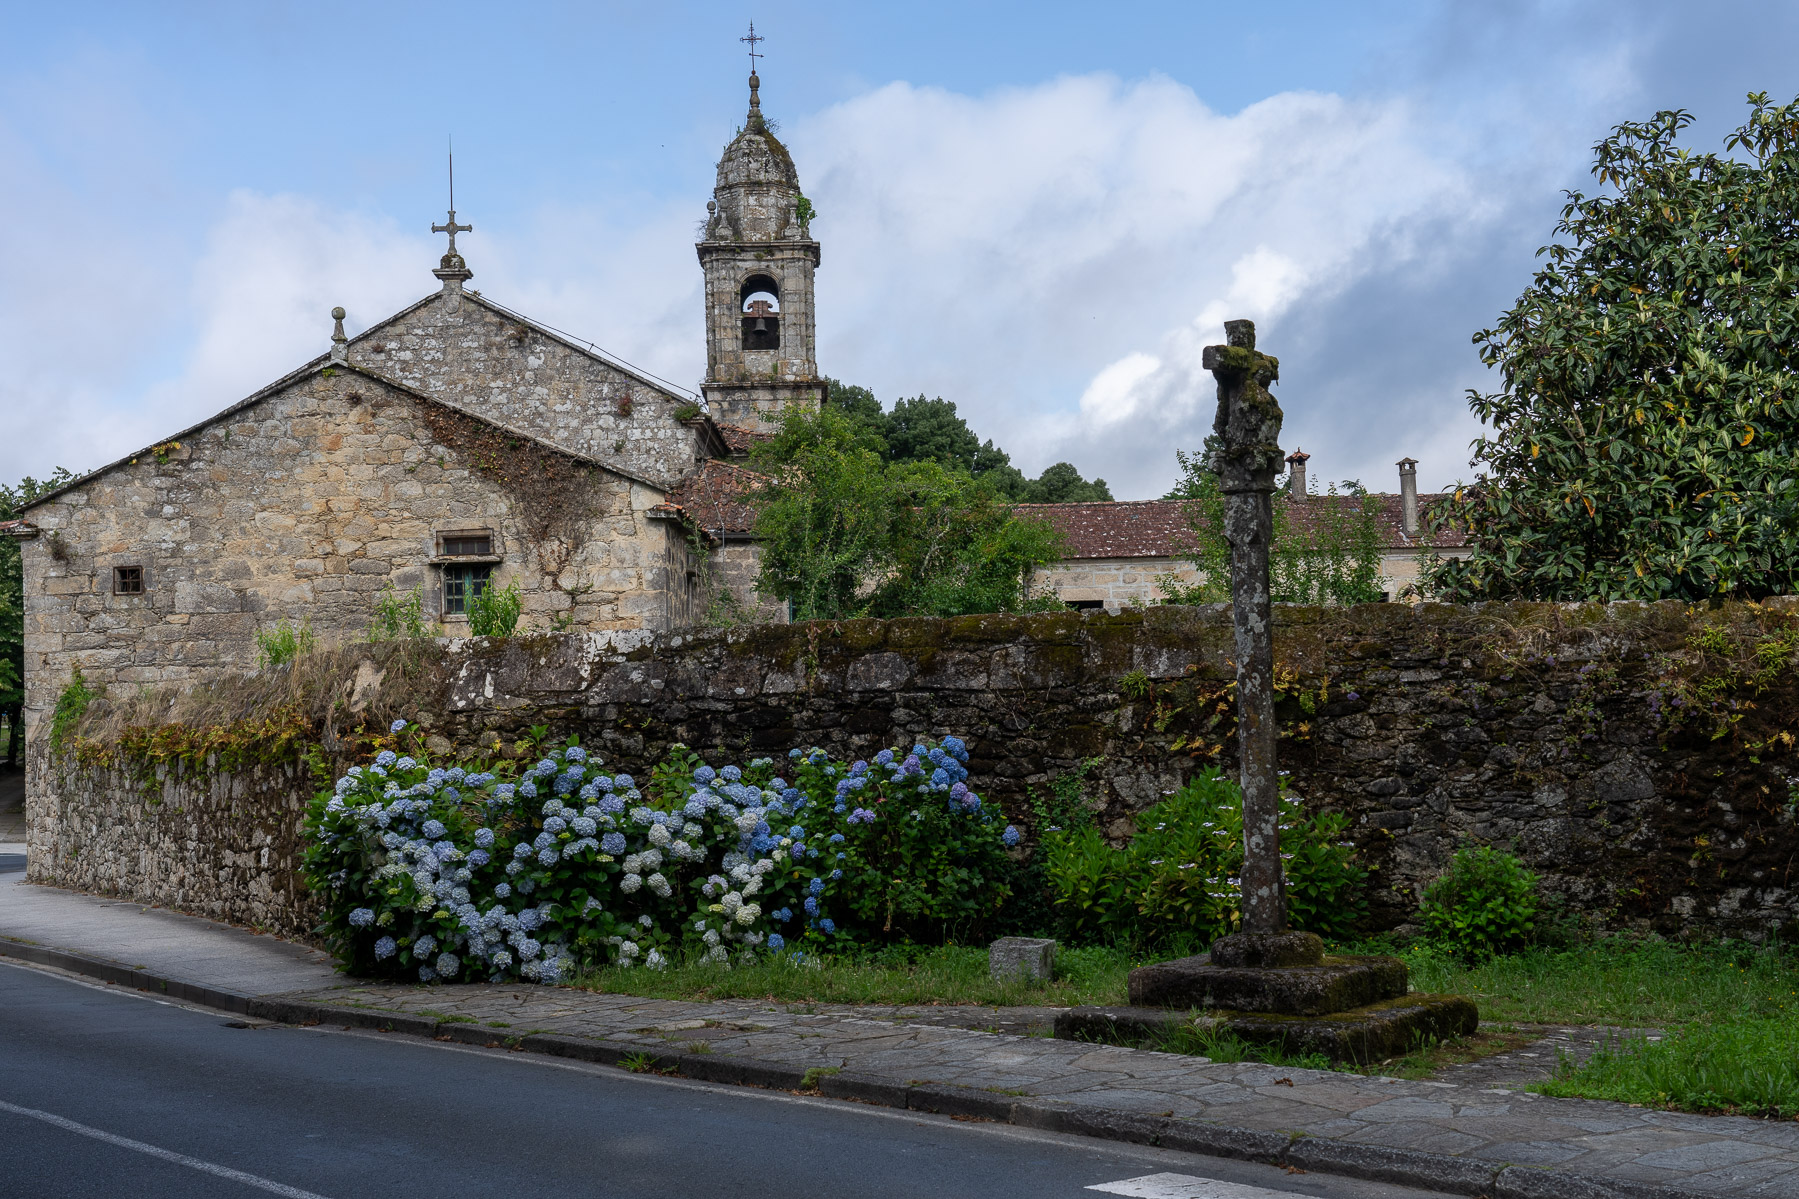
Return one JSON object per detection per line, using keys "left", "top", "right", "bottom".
{"left": 284, "top": 981, "right": 1799, "bottom": 1198}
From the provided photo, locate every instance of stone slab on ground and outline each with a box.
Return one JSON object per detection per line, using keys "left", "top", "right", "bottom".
{"left": 1056, "top": 994, "right": 1479, "bottom": 1062}
{"left": 1129, "top": 953, "right": 1409, "bottom": 1016}
{"left": 990, "top": 936, "right": 1056, "bottom": 981}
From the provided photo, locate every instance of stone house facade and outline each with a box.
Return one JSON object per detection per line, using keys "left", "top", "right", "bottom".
{"left": 6, "top": 70, "right": 824, "bottom": 735}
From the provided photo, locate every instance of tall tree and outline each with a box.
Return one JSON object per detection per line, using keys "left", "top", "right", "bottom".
{"left": 749, "top": 408, "right": 1063, "bottom": 620}
{"left": 1428, "top": 94, "right": 1799, "bottom": 602}
{"left": 2, "top": 468, "right": 74, "bottom": 764}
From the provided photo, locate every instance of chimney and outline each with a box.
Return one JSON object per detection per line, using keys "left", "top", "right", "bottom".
{"left": 1397, "top": 457, "right": 1419, "bottom": 537}
{"left": 1285, "top": 449, "right": 1309, "bottom": 499}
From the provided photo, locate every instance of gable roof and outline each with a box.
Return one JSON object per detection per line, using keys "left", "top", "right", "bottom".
{"left": 1019, "top": 494, "right": 1468, "bottom": 561}
{"left": 18, "top": 356, "right": 668, "bottom": 515}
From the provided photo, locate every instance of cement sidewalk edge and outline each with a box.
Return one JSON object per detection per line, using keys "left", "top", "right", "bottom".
{"left": 0, "top": 936, "right": 1713, "bottom": 1199}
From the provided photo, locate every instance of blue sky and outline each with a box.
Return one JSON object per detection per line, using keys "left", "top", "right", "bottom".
{"left": 8, "top": 1, "right": 1799, "bottom": 498}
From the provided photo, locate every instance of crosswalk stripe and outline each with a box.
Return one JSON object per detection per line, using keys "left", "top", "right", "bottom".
{"left": 1087, "top": 1171, "right": 1301, "bottom": 1199}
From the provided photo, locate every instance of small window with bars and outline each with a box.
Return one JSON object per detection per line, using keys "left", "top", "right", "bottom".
{"left": 113, "top": 566, "right": 144, "bottom": 595}
{"left": 443, "top": 564, "right": 492, "bottom": 616}
{"left": 440, "top": 532, "right": 493, "bottom": 557}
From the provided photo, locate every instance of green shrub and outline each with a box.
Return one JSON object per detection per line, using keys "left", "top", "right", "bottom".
{"left": 1040, "top": 769, "right": 1367, "bottom": 949}
{"left": 1418, "top": 845, "right": 1539, "bottom": 959}
{"left": 254, "top": 619, "right": 315, "bottom": 668}
{"left": 367, "top": 584, "right": 430, "bottom": 642}
{"left": 467, "top": 579, "right": 522, "bottom": 638}
{"left": 49, "top": 666, "right": 96, "bottom": 750}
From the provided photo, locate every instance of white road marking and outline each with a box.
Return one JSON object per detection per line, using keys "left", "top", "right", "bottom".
{"left": 0, "top": 1098, "right": 334, "bottom": 1199}
{"left": 1088, "top": 1172, "right": 1299, "bottom": 1198}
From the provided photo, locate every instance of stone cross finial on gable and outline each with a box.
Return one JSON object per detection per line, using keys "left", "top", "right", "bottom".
{"left": 433, "top": 210, "right": 471, "bottom": 264}
{"left": 431, "top": 143, "right": 474, "bottom": 290}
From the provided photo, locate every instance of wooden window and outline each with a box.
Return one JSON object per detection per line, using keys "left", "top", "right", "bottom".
{"left": 113, "top": 566, "right": 144, "bottom": 595}
{"left": 440, "top": 533, "right": 493, "bottom": 557}
{"left": 443, "top": 564, "right": 492, "bottom": 616}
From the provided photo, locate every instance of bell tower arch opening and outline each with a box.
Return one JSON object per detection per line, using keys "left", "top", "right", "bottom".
{"left": 740, "top": 275, "right": 781, "bottom": 351}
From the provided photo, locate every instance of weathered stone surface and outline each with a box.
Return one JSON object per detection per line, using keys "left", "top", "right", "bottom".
{"left": 1209, "top": 931, "right": 1324, "bottom": 968}
{"left": 1056, "top": 993, "right": 1479, "bottom": 1063}
{"left": 26, "top": 599, "right": 1799, "bottom": 943}
{"left": 1128, "top": 953, "right": 1408, "bottom": 1016}
{"left": 989, "top": 936, "right": 1056, "bottom": 981}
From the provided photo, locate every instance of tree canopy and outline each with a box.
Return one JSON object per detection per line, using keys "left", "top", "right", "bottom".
{"left": 823, "top": 379, "right": 1113, "bottom": 503}
{"left": 2, "top": 469, "right": 73, "bottom": 728}
{"left": 1428, "top": 93, "right": 1799, "bottom": 602}
{"left": 749, "top": 407, "right": 1064, "bottom": 620}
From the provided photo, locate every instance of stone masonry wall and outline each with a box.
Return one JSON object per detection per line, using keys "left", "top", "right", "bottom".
{"left": 18, "top": 366, "right": 698, "bottom": 733}
{"left": 31, "top": 601, "right": 1799, "bottom": 942}
{"left": 362, "top": 286, "right": 704, "bottom": 489}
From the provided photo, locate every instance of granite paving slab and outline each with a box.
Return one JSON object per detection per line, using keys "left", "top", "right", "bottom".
{"left": 277, "top": 980, "right": 1799, "bottom": 1196}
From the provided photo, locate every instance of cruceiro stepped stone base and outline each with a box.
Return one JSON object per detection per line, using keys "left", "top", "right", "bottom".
{"left": 1056, "top": 994, "right": 1479, "bottom": 1063}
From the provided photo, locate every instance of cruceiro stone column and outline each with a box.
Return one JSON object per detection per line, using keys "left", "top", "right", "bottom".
{"left": 1066, "top": 319, "right": 1480, "bottom": 1062}
{"left": 1201, "top": 319, "right": 1289, "bottom": 940}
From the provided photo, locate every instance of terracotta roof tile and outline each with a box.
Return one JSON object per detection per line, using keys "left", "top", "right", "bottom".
{"left": 1019, "top": 494, "right": 1467, "bottom": 561}
{"left": 716, "top": 423, "right": 773, "bottom": 456}
{"left": 662, "top": 459, "right": 767, "bottom": 535}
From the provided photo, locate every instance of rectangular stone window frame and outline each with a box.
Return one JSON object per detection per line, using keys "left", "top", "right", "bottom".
{"left": 113, "top": 565, "right": 146, "bottom": 596}
{"left": 430, "top": 528, "right": 503, "bottom": 620}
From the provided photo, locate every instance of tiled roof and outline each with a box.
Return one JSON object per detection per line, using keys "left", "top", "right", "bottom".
{"left": 0, "top": 519, "right": 38, "bottom": 537}
{"left": 716, "top": 423, "right": 773, "bottom": 456}
{"left": 659, "top": 459, "right": 767, "bottom": 535}
{"left": 1019, "top": 494, "right": 1466, "bottom": 561}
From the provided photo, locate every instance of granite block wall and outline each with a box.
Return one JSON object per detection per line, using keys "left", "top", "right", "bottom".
{"left": 30, "top": 601, "right": 1799, "bottom": 942}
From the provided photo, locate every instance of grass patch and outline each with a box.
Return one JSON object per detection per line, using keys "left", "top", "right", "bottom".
{"left": 572, "top": 944, "right": 1133, "bottom": 1008}
{"left": 1387, "top": 936, "right": 1799, "bottom": 1026}
{"left": 1537, "top": 1020, "right": 1799, "bottom": 1117}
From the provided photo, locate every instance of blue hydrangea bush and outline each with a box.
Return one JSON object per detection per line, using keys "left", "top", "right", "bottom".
{"left": 303, "top": 726, "right": 1018, "bottom": 983}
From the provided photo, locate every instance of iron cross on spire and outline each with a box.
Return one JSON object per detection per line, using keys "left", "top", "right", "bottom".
{"left": 432, "top": 143, "right": 471, "bottom": 261}
{"left": 741, "top": 22, "right": 764, "bottom": 72}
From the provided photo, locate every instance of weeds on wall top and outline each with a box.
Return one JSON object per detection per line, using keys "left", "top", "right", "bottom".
{"left": 256, "top": 619, "right": 316, "bottom": 668}
{"left": 367, "top": 585, "right": 431, "bottom": 643}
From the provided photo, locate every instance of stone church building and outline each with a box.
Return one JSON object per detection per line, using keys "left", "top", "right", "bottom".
{"left": 7, "top": 71, "right": 813, "bottom": 724}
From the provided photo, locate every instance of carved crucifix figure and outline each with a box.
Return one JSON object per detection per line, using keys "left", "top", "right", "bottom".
{"left": 1201, "top": 319, "right": 1287, "bottom": 936}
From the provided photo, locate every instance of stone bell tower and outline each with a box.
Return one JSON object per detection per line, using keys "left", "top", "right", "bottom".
{"left": 698, "top": 63, "right": 825, "bottom": 432}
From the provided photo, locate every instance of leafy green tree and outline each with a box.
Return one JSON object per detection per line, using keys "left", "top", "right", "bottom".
{"left": 821, "top": 380, "right": 1112, "bottom": 501}
{"left": 2, "top": 468, "right": 74, "bottom": 764}
{"left": 1428, "top": 94, "right": 1799, "bottom": 602}
{"left": 1159, "top": 448, "right": 1385, "bottom": 606}
{"left": 750, "top": 408, "right": 1063, "bottom": 619}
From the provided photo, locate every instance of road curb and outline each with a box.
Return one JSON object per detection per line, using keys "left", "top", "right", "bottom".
{"left": 0, "top": 938, "right": 1718, "bottom": 1199}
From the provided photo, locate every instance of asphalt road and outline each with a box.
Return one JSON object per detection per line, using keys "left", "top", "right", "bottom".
{"left": 0, "top": 960, "right": 1459, "bottom": 1199}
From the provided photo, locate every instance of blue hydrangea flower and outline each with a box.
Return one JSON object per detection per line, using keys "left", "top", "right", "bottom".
{"left": 414, "top": 935, "right": 438, "bottom": 957}
{"left": 418, "top": 965, "right": 436, "bottom": 982}
{"left": 374, "top": 936, "right": 397, "bottom": 959}
{"left": 1002, "top": 825, "right": 1021, "bottom": 847}
{"left": 804, "top": 896, "right": 818, "bottom": 916}
{"left": 348, "top": 907, "right": 375, "bottom": 928}
{"left": 819, "top": 919, "right": 836, "bottom": 934}
{"left": 422, "top": 819, "right": 446, "bottom": 839}
{"left": 474, "top": 828, "right": 495, "bottom": 849}
{"left": 543, "top": 816, "right": 567, "bottom": 834}
{"left": 600, "top": 832, "right": 626, "bottom": 855}
{"left": 494, "top": 784, "right": 515, "bottom": 801}
{"left": 599, "top": 796, "right": 625, "bottom": 816}
{"left": 831, "top": 869, "right": 843, "bottom": 880}
{"left": 572, "top": 817, "right": 596, "bottom": 836}
{"left": 788, "top": 748, "right": 802, "bottom": 759}
{"left": 374, "top": 750, "right": 397, "bottom": 768}
{"left": 930, "top": 768, "right": 950, "bottom": 787}
{"left": 468, "top": 849, "right": 490, "bottom": 867}
{"left": 566, "top": 746, "right": 587, "bottom": 763}
{"left": 767, "top": 933, "right": 785, "bottom": 950}
{"left": 874, "top": 749, "right": 894, "bottom": 766}
{"left": 720, "top": 765, "right": 741, "bottom": 782}
{"left": 519, "top": 781, "right": 538, "bottom": 798}
{"left": 390, "top": 719, "right": 408, "bottom": 734}
{"left": 494, "top": 882, "right": 512, "bottom": 899}
{"left": 537, "top": 846, "right": 559, "bottom": 866}
{"left": 514, "top": 842, "right": 534, "bottom": 859}
{"left": 808, "top": 877, "right": 824, "bottom": 895}
{"left": 828, "top": 832, "right": 845, "bottom": 844}
{"left": 614, "top": 774, "right": 635, "bottom": 789}
{"left": 396, "top": 757, "right": 417, "bottom": 772}
{"left": 782, "top": 788, "right": 801, "bottom": 804}
{"left": 695, "top": 765, "right": 717, "bottom": 783}
{"left": 518, "top": 908, "right": 542, "bottom": 931}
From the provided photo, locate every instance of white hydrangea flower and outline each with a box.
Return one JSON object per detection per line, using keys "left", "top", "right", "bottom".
{"left": 733, "top": 903, "right": 761, "bottom": 927}
{"left": 622, "top": 853, "right": 643, "bottom": 874}
{"left": 720, "top": 891, "right": 742, "bottom": 914}
{"left": 647, "top": 872, "right": 671, "bottom": 897}
{"left": 645, "top": 949, "right": 668, "bottom": 970}
{"left": 619, "top": 940, "right": 640, "bottom": 958}
{"left": 639, "top": 848, "right": 663, "bottom": 870}
{"left": 741, "top": 877, "right": 761, "bottom": 897}
{"left": 734, "top": 812, "right": 760, "bottom": 834}
{"left": 647, "top": 823, "right": 671, "bottom": 847}
{"left": 702, "top": 929, "right": 721, "bottom": 947}
{"left": 704, "top": 945, "right": 729, "bottom": 964}
{"left": 620, "top": 873, "right": 643, "bottom": 894}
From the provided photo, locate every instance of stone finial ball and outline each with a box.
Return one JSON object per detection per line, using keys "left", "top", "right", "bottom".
{"left": 332, "top": 306, "right": 346, "bottom": 320}
{"left": 707, "top": 200, "right": 716, "bottom": 214}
